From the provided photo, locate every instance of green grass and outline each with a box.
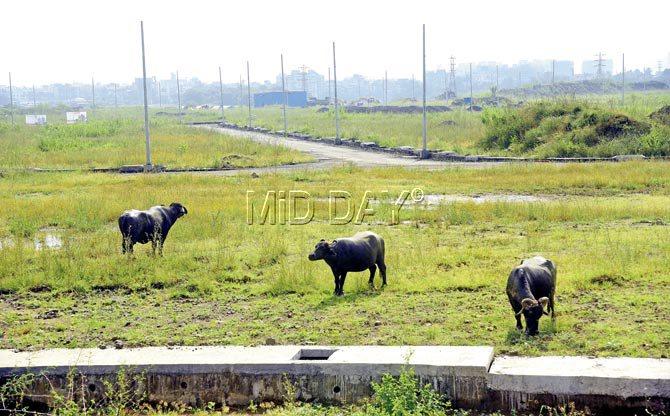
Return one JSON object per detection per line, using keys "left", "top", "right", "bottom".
{"left": 0, "top": 108, "right": 311, "bottom": 169}
{"left": 210, "top": 92, "right": 670, "bottom": 156}
{"left": 1, "top": 162, "right": 669, "bottom": 357}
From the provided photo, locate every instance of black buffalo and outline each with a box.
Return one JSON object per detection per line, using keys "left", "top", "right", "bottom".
{"left": 308, "top": 231, "right": 387, "bottom": 296}
{"left": 506, "top": 256, "right": 556, "bottom": 335}
{"left": 118, "top": 203, "right": 188, "bottom": 255}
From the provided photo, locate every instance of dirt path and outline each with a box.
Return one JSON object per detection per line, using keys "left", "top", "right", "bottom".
{"left": 203, "top": 126, "right": 493, "bottom": 170}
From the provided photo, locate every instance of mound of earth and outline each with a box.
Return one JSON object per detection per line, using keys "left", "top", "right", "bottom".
{"left": 650, "top": 105, "right": 670, "bottom": 125}
{"left": 480, "top": 101, "right": 653, "bottom": 157}
{"left": 345, "top": 105, "right": 451, "bottom": 114}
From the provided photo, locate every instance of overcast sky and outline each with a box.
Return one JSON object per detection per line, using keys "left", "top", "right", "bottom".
{"left": 2, "top": 0, "right": 669, "bottom": 86}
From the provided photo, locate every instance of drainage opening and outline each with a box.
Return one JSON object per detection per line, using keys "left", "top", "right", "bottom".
{"left": 333, "top": 385, "right": 341, "bottom": 394}
{"left": 292, "top": 348, "right": 338, "bottom": 361}
{"left": 88, "top": 383, "right": 96, "bottom": 393}
{"left": 180, "top": 381, "right": 188, "bottom": 389}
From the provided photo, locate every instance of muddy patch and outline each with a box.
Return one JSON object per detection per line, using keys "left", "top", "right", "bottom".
{"left": 421, "top": 194, "right": 550, "bottom": 205}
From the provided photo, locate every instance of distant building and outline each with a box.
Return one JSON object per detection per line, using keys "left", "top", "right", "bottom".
{"left": 253, "top": 91, "right": 307, "bottom": 107}
{"left": 553, "top": 60, "right": 574, "bottom": 80}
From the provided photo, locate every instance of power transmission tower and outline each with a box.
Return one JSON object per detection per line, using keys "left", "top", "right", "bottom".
{"left": 91, "top": 76, "right": 95, "bottom": 109}
{"left": 280, "top": 54, "right": 288, "bottom": 136}
{"left": 298, "top": 64, "right": 309, "bottom": 96}
{"left": 449, "top": 56, "right": 456, "bottom": 98}
{"left": 157, "top": 81, "right": 161, "bottom": 108}
{"left": 32, "top": 84, "right": 36, "bottom": 108}
{"left": 594, "top": 52, "right": 606, "bottom": 94}
{"left": 551, "top": 60, "right": 555, "bottom": 86}
{"left": 332, "top": 41, "right": 340, "bottom": 144}
{"left": 658, "top": 61, "right": 664, "bottom": 75}
{"left": 411, "top": 74, "right": 415, "bottom": 100}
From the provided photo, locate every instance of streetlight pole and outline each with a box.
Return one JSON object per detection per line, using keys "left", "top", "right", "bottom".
{"left": 333, "top": 42, "right": 340, "bottom": 144}
{"left": 140, "top": 21, "right": 152, "bottom": 170}
{"left": 281, "top": 54, "right": 288, "bottom": 137}
{"left": 218, "top": 66, "right": 225, "bottom": 122}
{"left": 420, "top": 24, "right": 428, "bottom": 159}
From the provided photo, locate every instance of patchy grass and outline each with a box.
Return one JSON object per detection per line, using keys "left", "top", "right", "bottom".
{"left": 0, "top": 110, "right": 311, "bottom": 169}
{"left": 1, "top": 162, "right": 669, "bottom": 357}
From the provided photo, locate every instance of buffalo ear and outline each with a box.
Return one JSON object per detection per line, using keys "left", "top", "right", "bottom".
{"left": 319, "top": 239, "right": 326, "bottom": 242}
{"left": 538, "top": 297, "right": 549, "bottom": 310}
{"left": 521, "top": 298, "right": 536, "bottom": 309}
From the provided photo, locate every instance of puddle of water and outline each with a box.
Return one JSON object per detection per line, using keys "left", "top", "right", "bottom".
{"left": 421, "top": 194, "right": 549, "bottom": 205}
{"left": 34, "top": 234, "right": 63, "bottom": 250}
{"left": 0, "top": 231, "right": 64, "bottom": 251}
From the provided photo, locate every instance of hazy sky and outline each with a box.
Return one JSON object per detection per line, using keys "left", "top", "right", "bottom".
{"left": 2, "top": 0, "right": 669, "bottom": 86}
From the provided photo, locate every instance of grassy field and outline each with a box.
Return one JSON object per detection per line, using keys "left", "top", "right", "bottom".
{"left": 216, "top": 92, "right": 670, "bottom": 156}
{"left": 0, "top": 108, "right": 311, "bottom": 169}
{"left": 1, "top": 162, "right": 669, "bottom": 357}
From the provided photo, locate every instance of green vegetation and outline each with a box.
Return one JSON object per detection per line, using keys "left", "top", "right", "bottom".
{"left": 1, "top": 163, "right": 669, "bottom": 357}
{"left": 481, "top": 100, "right": 670, "bottom": 157}
{"left": 0, "top": 109, "right": 311, "bottom": 169}
{"left": 224, "top": 105, "right": 485, "bottom": 153}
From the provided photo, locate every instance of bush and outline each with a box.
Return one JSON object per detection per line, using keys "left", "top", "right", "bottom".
{"left": 480, "top": 101, "right": 660, "bottom": 157}
{"left": 361, "top": 367, "right": 450, "bottom": 416}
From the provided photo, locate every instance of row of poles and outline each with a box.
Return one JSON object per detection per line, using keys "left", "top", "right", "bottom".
{"left": 5, "top": 23, "right": 633, "bottom": 167}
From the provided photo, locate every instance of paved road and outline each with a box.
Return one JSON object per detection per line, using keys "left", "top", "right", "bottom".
{"left": 203, "top": 126, "right": 478, "bottom": 170}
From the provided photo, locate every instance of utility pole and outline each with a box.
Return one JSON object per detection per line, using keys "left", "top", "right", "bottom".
{"left": 412, "top": 74, "right": 415, "bottom": 100}
{"left": 420, "top": 24, "right": 428, "bottom": 159}
{"left": 281, "top": 54, "right": 288, "bottom": 136}
{"left": 469, "top": 63, "right": 474, "bottom": 111}
{"left": 239, "top": 75, "right": 244, "bottom": 109}
{"left": 8, "top": 72, "right": 14, "bottom": 126}
{"left": 246, "top": 61, "right": 252, "bottom": 127}
{"left": 32, "top": 84, "right": 36, "bottom": 108}
{"left": 91, "top": 76, "right": 95, "bottom": 109}
{"left": 449, "top": 55, "right": 456, "bottom": 98}
{"left": 443, "top": 68, "right": 448, "bottom": 102}
{"left": 327, "top": 67, "right": 331, "bottom": 104}
{"left": 114, "top": 83, "right": 118, "bottom": 108}
{"left": 333, "top": 41, "right": 340, "bottom": 144}
{"left": 496, "top": 64, "right": 499, "bottom": 92}
{"left": 621, "top": 53, "right": 625, "bottom": 106}
{"left": 157, "top": 81, "right": 161, "bottom": 108}
{"left": 218, "top": 66, "right": 225, "bottom": 122}
{"left": 176, "top": 70, "right": 182, "bottom": 124}
{"left": 384, "top": 70, "right": 388, "bottom": 105}
{"left": 140, "top": 21, "right": 152, "bottom": 170}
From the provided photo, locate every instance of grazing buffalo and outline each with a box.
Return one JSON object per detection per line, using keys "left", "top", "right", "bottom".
{"left": 308, "top": 231, "right": 386, "bottom": 296}
{"left": 118, "top": 203, "right": 188, "bottom": 255}
{"left": 506, "top": 256, "right": 556, "bottom": 335}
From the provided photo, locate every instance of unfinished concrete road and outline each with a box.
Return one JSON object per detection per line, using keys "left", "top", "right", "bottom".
{"left": 202, "top": 126, "right": 487, "bottom": 169}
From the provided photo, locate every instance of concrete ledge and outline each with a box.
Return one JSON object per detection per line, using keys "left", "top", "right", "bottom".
{"left": 489, "top": 355, "right": 670, "bottom": 398}
{"left": 488, "top": 356, "right": 670, "bottom": 413}
{"left": 0, "top": 346, "right": 494, "bottom": 409}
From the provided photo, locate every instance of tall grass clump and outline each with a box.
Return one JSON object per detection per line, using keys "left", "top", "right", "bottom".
{"left": 480, "top": 100, "right": 666, "bottom": 157}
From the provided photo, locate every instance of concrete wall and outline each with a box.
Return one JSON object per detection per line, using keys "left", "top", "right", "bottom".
{"left": 1, "top": 346, "right": 669, "bottom": 414}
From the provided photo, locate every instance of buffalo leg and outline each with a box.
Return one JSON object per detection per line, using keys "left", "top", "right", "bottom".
{"left": 378, "top": 261, "right": 387, "bottom": 286}
{"left": 368, "top": 265, "right": 376, "bottom": 287}
{"left": 338, "top": 272, "right": 347, "bottom": 296}
{"left": 549, "top": 294, "right": 556, "bottom": 321}
{"left": 510, "top": 300, "right": 523, "bottom": 331}
{"left": 121, "top": 238, "right": 127, "bottom": 254}
{"left": 332, "top": 270, "right": 340, "bottom": 295}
